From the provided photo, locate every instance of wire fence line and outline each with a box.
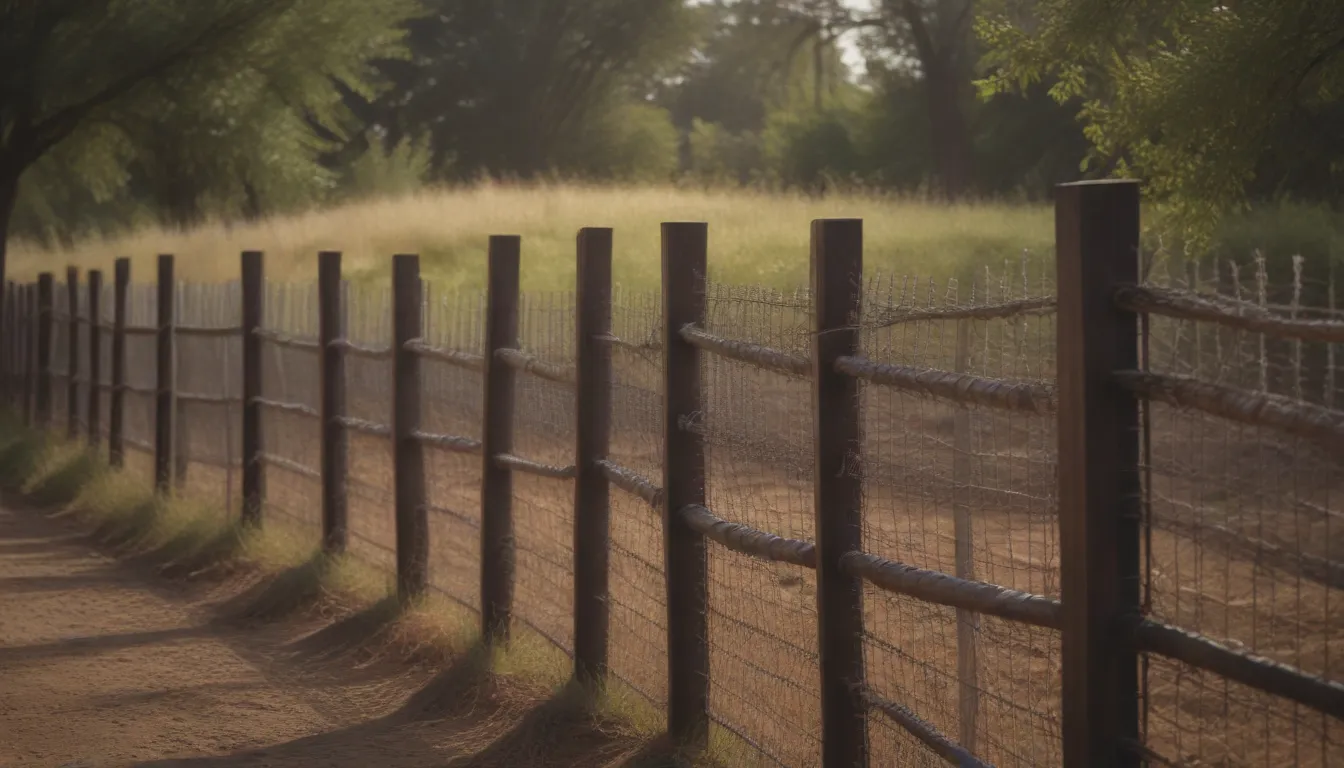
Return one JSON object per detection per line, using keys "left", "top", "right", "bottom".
{"left": 3, "top": 182, "right": 1341, "bottom": 768}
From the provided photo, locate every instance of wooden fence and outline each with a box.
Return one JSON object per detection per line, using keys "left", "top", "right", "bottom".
{"left": 1, "top": 179, "right": 1341, "bottom": 767}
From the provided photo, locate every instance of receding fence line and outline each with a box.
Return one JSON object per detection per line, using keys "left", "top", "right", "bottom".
{"left": 10, "top": 178, "right": 1343, "bottom": 768}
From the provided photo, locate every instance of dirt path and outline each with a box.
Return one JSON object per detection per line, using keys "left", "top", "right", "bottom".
{"left": 0, "top": 505, "right": 457, "bottom": 768}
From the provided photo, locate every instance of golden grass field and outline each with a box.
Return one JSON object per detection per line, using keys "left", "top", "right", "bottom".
{"left": 8, "top": 182, "right": 1056, "bottom": 291}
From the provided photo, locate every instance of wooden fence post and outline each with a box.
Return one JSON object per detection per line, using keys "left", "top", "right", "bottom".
{"left": 573, "top": 227, "right": 614, "bottom": 685}
{"left": 662, "top": 221, "right": 710, "bottom": 751}
{"left": 392, "top": 253, "right": 428, "bottom": 602}
{"left": 953, "top": 318, "right": 979, "bottom": 752}
{"left": 66, "top": 266, "right": 80, "bottom": 439}
{"left": 1056, "top": 179, "right": 1142, "bottom": 768}
{"left": 319, "top": 251, "right": 348, "bottom": 553}
{"left": 154, "top": 254, "right": 175, "bottom": 493}
{"left": 811, "top": 219, "right": 868, "bottom": 768}
{"left": 2, "top": 282, "right": 13, "bottom": 406}
{"left": 481, "top": 235, "right": 520, "bottom": 641}
{"left": 24, "top": 283, "right": 37, "bottom": 427}
{"left": 36, "top": 273, "right": 54, "bottom": 428}
{"left": 87, "top": 270, "right": 103, "bottom": 445}
{"left": 241, "top": 251, "right": 264, "bottom": 525}
{"left": 109, "top": 259, "right": 129, "bottom": 468}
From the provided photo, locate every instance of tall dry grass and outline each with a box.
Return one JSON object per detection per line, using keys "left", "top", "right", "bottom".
{"left": 8, "top": 182, "right": 1055, "bottom": 291}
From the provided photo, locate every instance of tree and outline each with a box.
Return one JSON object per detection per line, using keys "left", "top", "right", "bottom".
{"left": 0, "top": 0, "right": 414, "bottom": 294}
{"left": 349, "top": 0, "right": 694, "bottom": 181}
{"left": 860, "top": 0, "right": 979, "bottom": 200}
{"left": 978, "top": 0, "right": 1344, "bottom": 237}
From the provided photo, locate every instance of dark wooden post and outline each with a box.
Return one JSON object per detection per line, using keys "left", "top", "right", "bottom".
{"left": 1056, "top": 179, "right": 1142, "bottom": 768}
{"left": 154, "top": 255, "right": 175, "bottom": 493}
{"left": 3, "top": 281, "right": 12, "bottom": 404}
{"left": 573, "top": 227, "right": 614, "bottom": 685}
{"left": 480, "top": 235, "right": 520, "bottom": 641}
{"left": 319, "top": 251, "right": 348, "bottom": 553}
{"left": 109, "top": 259, "right": 129, "bottom": 468}
{"left": 392, "top": 253, "right": 428, "bottom": 601}
{"left": 36, "top": 273, "right": 54, "bottom": 428}
{"left": 65, "top": 266, "right": 80, "bottom": 439}
{"left": 241, "top": 251, "right": 264, "bottom": 525}
{"left": 661, "top": 221, "right": 710, "bottom": 751}
{"left": 87, "top": 270, "right": 103, "bottom": 445}
{"left": 23, "top": 283, "right": 37, "bottom": 427}
{"left": 811, "top": 219, "right": 868, "bottom": 768}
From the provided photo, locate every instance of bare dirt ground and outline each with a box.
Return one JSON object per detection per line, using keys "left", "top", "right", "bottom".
{"left": 0, "top": 504, "right": 474, "bottom": 768}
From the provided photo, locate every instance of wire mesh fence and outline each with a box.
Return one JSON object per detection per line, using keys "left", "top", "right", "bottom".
{"left": 7, "top": 186, "right": 1341, "bottom": 768}
{"left": 1138, "top": 254, "right": 1344, "bottom": 767}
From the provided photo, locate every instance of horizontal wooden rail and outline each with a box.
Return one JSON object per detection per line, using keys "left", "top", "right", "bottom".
{"left": 679, "top": 325, "right": 810, "bottom": 377}
{"left": 857, "top": 685, "right": 991, "bottom": 768}
{"left": 177, "top": 392, "right": 241, "bottom": 405}
{"left": 331, "top": 338, "right": 394, "bottom": 360}
{"left": 123, "top": 325, "right": 159, "bottom": 337}
{"left": 125, "top": 436, "right": 155, "bottom": 453}
{"left": 252, "top": 397, "right": 320, "bottom": 419}
{"left": 873, "top": 296, "right": 1056, "bottom": 327}
{"left": 494, "top": 347, "right": 576, "bottom": 385}
{"left": 1152, "top": 509, "right": 1344, "bottom": 590}
{"left": 254, "top": 328, "right": 321, "bottom": 352}
{"left": 259, "top": 451, "right": 321, "bottom": 480}
{"left": 335, "top": 415, "right": 392, "bottom": 438}
{"left": 404, "top": 339, "right": 485, "bottom": 371}
{"left": 1131, "top": 619, "right": 1344, "bottom": 716}
{"left": 835, "top": 355, "right": 1057, "bottom": 414}
{"left": 410, "top": 429, "right": 483, "bottom": 454}
{"left": 679, "top": 504, "right": 817, "bottom": 568}
{"left": 493, "top": 452, "right": 577, "bottom": 479}
{"left": 175, "top": 324, "right": 243, "bottom": 338}
{"left": 840, "top": 551, "right": 1064, "bottom": 630}
{"left": 1116, "top": 284, "right": 1344, "bottom": 344}
{"left": 596, "top": 459, "right": 663, "bottom": 509}
{"left": 1115, "top": 370, "right": 1344, "bottom": 450}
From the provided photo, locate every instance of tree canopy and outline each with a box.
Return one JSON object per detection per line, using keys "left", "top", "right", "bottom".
{"left": 978, "top": 0, "right": 1344, "bottom": 239}
{"left": 5, "top": 0, "right": 1340, "bottom": 264}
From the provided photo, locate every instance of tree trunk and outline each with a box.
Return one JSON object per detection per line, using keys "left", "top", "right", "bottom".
{"left": 924, "top": 57, "right": 974, "bottom": 200}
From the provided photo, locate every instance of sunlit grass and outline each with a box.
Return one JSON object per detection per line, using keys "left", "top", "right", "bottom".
{"left": 10, "top": 182, "right": 1055, "bottom": 292}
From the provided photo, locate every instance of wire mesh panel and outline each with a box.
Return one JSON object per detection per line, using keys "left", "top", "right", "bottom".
{"left": 858, "top": 261, "right": 1062, "bottom": 768}
{"left": 606, "top": 287, "right": 668, "bottom": 708}
{"left": 421, "top": 285, "right": 485, "bottom": 612}
{"left": 175, "top": 281, "right": 242, "bottom": 508}
{"left": 122, "top": 283, "right": 159, "bottom": 484}
{"left": 96, "top": 279, "right": 115, "bottom": 445}
{"left": 258, "top": 282, "right": 322, "bottom": 540}
{"left": 342, "top": 282, "right": 396, "bottom": 568}
{"left": 507, "top": 291, "right": 579, "bottom": 651}
{"left": 49, "top": 284, "right": 70, "bottom": 434}
{"left": 1139, "top": 256, "right": 1344, "bottom": 767}
{"left": 700, "top": 283, "right": 821, "bottom": 767}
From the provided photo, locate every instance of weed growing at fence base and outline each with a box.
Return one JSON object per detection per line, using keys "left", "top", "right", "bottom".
{"left": 7, "top": 183, "right": 1056, "bottom": 290}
